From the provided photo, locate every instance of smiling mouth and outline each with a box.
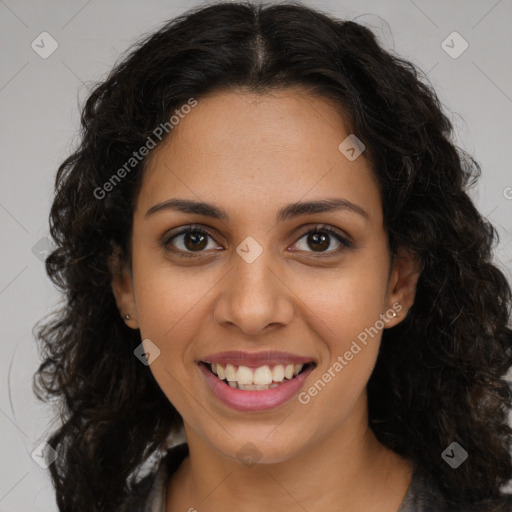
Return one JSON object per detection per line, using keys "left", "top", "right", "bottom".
{"left": 200, "top": 361, "right": 315, "bottom": 391}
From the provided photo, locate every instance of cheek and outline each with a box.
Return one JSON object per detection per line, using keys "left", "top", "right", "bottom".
{"left": 301, "top": 264, "right": 389, "bottom": 350}
{"left": 294, "top": 254, "right": 390, "bottom": 407}
{"left": 297, "top": 278, "right": 387, "bottom": 421}
{"left": 131, "top": 255, "right": 219, "bottom": 361}
{"left": 130, "top": 258, "right": 214, "bottom": 415}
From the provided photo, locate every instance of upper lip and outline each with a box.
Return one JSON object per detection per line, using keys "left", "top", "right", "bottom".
{"left": 200, "top": 351, "right": 315, "bottom": 366}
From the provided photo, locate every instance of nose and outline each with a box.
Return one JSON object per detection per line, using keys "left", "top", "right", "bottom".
{"left": 213, "top": 249, "right": 294, "bottom": 336}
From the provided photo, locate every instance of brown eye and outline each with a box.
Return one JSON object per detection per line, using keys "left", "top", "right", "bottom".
{"left": 306, "top": 232, "right": 330, "bottom": 252}
{"left": 163, "top": 227, "right": 220, "bottom": 256}
{"left": 182, "top": 230, "right": 208, "bottom": 251}
{"left": 290, "top": 226, "right": 351, "bottom": 254}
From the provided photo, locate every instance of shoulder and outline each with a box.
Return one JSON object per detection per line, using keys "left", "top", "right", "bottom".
{"left": 467, "top": 494, "right": 512, "bottom": 512}
{"left": 398, "top": 465, "right": 452, "bottom": 512}
{"left": 117, "top": 443, "right": 189, "bottom": 512}
{"left": 399, "top": 464, "right": 512, "bottom": 512}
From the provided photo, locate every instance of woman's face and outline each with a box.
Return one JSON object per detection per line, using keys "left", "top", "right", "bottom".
{"left": 112, "top": 87, "right": 419, "bottom": 464}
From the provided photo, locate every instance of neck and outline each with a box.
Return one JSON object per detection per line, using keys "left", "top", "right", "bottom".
{"left": 167, "top": 396, "right": 413, "bottom": 512}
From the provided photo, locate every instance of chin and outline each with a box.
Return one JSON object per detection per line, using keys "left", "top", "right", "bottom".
{"left": 210, "top": 429, "right": 307, "bottom": 467}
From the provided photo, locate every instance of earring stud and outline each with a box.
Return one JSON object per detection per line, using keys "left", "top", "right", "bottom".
{"left": 123, "top": 313, "right": 131, "bottom": 320}
{"left": 391, "top": 311, "right": 397, "bottom": 318}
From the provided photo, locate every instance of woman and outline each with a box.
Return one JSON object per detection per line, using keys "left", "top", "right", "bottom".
{"left": 34, "top": 1, "right": 512, "bottom": 511}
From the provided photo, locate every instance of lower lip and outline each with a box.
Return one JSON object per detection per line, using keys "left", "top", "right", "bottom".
{"left": 199, "top": 362, "right": 315, "bottom": 412}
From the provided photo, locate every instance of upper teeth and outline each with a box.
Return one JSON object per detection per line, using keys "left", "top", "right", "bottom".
{"left": 210, "top": 363, "right": 304, "bottom": 385}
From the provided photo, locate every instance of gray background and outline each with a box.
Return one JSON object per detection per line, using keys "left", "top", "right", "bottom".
{"left": 1, "top": 0, "right": 511, "bottom": 510}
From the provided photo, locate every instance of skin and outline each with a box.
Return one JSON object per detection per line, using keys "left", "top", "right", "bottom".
{"left": 111, "top": 86, "right": 421, "bottom": 511}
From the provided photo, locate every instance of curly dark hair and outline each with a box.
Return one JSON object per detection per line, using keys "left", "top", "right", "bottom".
{"left": 33, "top": 1, "right": 512, "bottom": 511}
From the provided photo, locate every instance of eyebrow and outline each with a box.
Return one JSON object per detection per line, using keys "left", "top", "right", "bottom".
{"left": 145, "top": 197, "right": 369, "bottom": 222}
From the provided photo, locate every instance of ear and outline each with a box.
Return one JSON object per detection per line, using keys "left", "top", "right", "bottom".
{"left": 108, "top": 245, "right": 139, "bottom": 329}
{"left": 384, "top": 248, "right": 422, "bottom": 328}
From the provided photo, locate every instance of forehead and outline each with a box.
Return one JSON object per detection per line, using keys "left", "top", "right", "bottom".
{"left": 136, "top": 87, "right": 382, "bottom": 223}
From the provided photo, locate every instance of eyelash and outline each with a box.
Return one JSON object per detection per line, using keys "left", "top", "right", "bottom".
{"left": 162, "top": 224, "right": 352, "bottom": 259}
